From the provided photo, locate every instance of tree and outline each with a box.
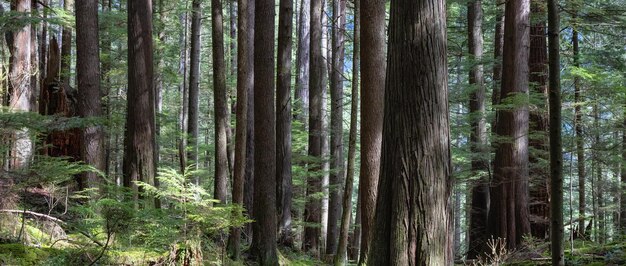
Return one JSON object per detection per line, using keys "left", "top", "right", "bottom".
{"left": 357, "top": 0, "right": 386, "bottom": 262}
{"left": 334, "top": 1, "right": 358, "bottom": 263}
{"left": 368, "top": 0, "right": 452, "bottom": 263}
{"left": 60, "top": 0, "right": 73, "bottom": 89}
{"left": 212, "top": 0, "right": 229, "bottom": 202}
{"left": 227, "top": 0, "right": 252, "bottom": 258}
{"left": 295, "top": 0, "right": 311, "bottom": 121}
{"left": 276, "top": 0, "right": 294, "bottom": 246}
{"left": 326, "top": 0, "right": 346, "bottom": 255}
{"left": 528, "top": 0, "right": 550, "bottom": 239}
{"left": 304, "top": 0, "right": 324, "bottom": 253}
{"left": 76, "top": 0, "right": 104, "bottom": 189}
{"left": 488, "top": 0, "right": 531, "bottom": 249}
{"left": 252, "top": 0, "right": 278, "bottom": 263}
{"left": 187, "top": 0, "right": 202, "bottom": 181}
{"left": 572, "top": 13, "right": 586, "bottom": 238}
{"left": 123, "top": 0, "right": 156, "bottom": 205}
{"left": 466, "top": 0, "right": 489, "bottom": 259}
{"left": 547, "top": 0, "right": 563, "bottom": 263}
{"left": 8, "top": 0, "right": 33, "bottom": 169}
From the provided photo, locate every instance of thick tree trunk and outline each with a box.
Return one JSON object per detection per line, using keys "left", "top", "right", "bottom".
{"left": 334, "top": 3, "right": 357, "bottom": 263}
{"left": 368, "top": 0, "right": 452, "bottom": 264}
{"left": 252, "top": 0, "right": 278, "bottom": 263}
{"left": 326, "top": 0, "right": 346, "bottom": 255}
{"left": 123, "top": 0, "right": 156, "bottom": 206}
{"left": 187, "top": 0, "right": 201, "bottom": 180}
{"left": 304, "top": 0, "right": 324, "bottom": 254}
{"left": 357, "top": 0, "right": 386, "bottom": 262}
{"left": 488, "top": 0, "right": 531, "bottom": 249}
{"left": 547, "top": 0, "right": 564, "bottom": 262}
{"left": 528, "top": 0, "right": 549, "bottom": 239}
{"left": 226, "top": 0, "right": 252, "bottom": 257}
{"left": 76, "top": 0, "right": 104, "bottom": 190}
{"left": 243, "top": 0, "right": 255, "bottom": 243}
{"left": 212, "top": 0, "right": 229, "bottom": 202}
{"left": 466, "top": 0, "right": 489, "bottom": 259}
{"left": 9, "top": 0, "right": 33, "bottom": 169}
{"left": 276, "top": 0, "right": 294, "bottom": 246}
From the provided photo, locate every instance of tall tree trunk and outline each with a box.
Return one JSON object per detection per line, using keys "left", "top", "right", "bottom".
{"left": 212, "top": 0, "right": 229, "bottom": 202}
{"left": 229, "top": 0, "right": 236, "bottom": 76}
{"left": 593, "top": 103, "right": 604, "bottom": 244}
{"left": 243, "top": 0, "right": 255, "bottom": 243}
{"left": 187, "top": 0, "right": 201, "bottom": 181}
{"left": 276, "top": 0, "right": 294, "bottom": 246}
{"left": 38, "top": 0, "right": 47, "bottom": 91}
{"left": 572, "top": 14, "right": 586, "bottom": 239}
{"left": 226, "top": 0, "right": 252, "bottom": 258}
{"left": 488, "top": 0, "right": 531, "bottom": 249}
{"left": 528, "top": 0, "right": 549, "bottom": 239}
{"left": 76, "top": 0, "right": 104, "bottom": 190}
{"left": 368, "top": 0, "right": 452, "bottom": 263}
{"left": 60, "top": 0, "right": 72, "bottom": 90}
{"left": 357, "top": 0, "right": 385, "bottom": 262}
{"left": 252, "top": 0, "right": 278, "bottom": 263}
{"left": 295, "top": 0, "right": 310, "bottom": 121}
{"left": 466, "top": 0, "right": 489, "bottom": 259}
{"left": 348, "top": 191, "right": 361, "bottom": 260}
{"left": 326, "top": 0, "right": 346, "bottom": 255}
{"left": 334, "top": 2, "right": 358, "bottom": 263}
{"left": 547, "top": 0, "right": 563, "bottom": 262}
{"left": 8, "top": 0, "right": 32, "bottom": 169}
{"left": 621, "top": 102, "right": 626, "bottom": 233}
{"left": 124, "top": 0, "right": 156, "bottom": 207}
{"left": 102, "top": 0, "right": 113, "bottom": 178}
{"left": 178, "top": 11, "right": 190, "bottom": 174}
{"left": 304, "top": 0, "right": 324, "bottom": 254}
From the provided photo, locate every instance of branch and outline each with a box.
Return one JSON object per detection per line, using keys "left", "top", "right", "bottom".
{"left": 0, "top": 209, "right": 65, "bottom": 224}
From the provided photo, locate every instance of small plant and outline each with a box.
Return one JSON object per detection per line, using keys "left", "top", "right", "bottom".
{"left": 469, "top": 237, "right": 510, "bottom": 266}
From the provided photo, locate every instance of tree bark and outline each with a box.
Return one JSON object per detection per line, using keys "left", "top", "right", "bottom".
{"left": 357, "top": 0, "right": 386, "bottom": 262}
{"left": 243, "top": 0, "right": 255, "bottom": 243}
{"left": 226, "top": 0, "right": 252, "bottom": 257}
{"left": 76, "top": 0, "right": 104, "bottom": 190}
{"left": 304, "top": 0, "right": 324, "bottom": 254}
{"left": 547, "top": 0, "right": 563, "bottom": 262}
{"left": 295, "top": 0, "right": 311, "bottom": 121}
{"left": 326, "top": 0, "right": 346, "bottom": 255}
{"left": 252, "top": 0, "right": 278, "bottom": 263}
{"left": 8, "top": 0, "right": 32, "bottom": 169}
{"left": 212, "top": 0, "right": 229, "bottom": 202}
{"left": 334, "top": 2, "right": 357, "bottom": 263}
{"left": 466, "top": 0, "right": 489, "bottom": 259}
{"left": 187, "top": 0, "right": 202, "bottom": 181}
{"left": 276, "top": 0, "right": 294, "bottom": 246}
{"left": 123, "top": 0, "right": 156, "bottom": 206}
{"left": 178, "top": 11, "right": 190, "bottom": 174}
{"left": 60, "top": 0, "right": 72, "bottom": 89}
{"left": 368, "top": 0, "right": 452, "bottom": 264}
{"left": 488, "top": 0, "right": 531, "bottom": 249}
{"left": 528, "top": 0, "right": 550, "bottom": 239}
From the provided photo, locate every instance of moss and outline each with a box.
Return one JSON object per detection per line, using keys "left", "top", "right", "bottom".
{"left": 0, "top": 244, "right": 57, "bottom": 265}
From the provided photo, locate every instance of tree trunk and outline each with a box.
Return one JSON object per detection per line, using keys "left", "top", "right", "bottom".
{"left": 8, "top": 0, "right": 33, "bottom": 170}
{"left": 187, "top": 0, "right": 201, "bottom": 181}
{"left": 276, "top": 0, "right": 294, "bottom": 246}
{"left": 252, "top": 0, "right": 278, "bottom": 263}
{"left": 226, "top": 0, "right": 252, "bottom": 257}
{"left": 124, "top": 0, "right": 156, "bottom": 207}
{"left": 466, "top": 0, "right": 489, "bottom": 259}
{"left": 229, "top": 0, "right": 237, "bottom": 76}
{"left": 212, "top": 0, "right": 229, "bottom": 202}
{"left": 178, "top": 11, "right": 190, "bottom": 174}
{"left": 488, "top": 0, "right": 531, "bottom": 249}
{"left": 357, "top": 0, "right": 386, "bottom": 262}
{"left": 76, "top": 0, "right": 104, "bottom": 190}
{"left": 572, "top": 15, "right": 586, "bottom": 239}
{"left": 326, "top": 0, "right": 346, "bottom": 255}
{"left": 304, "top": 0, "right": 324, "bottom": 254}
{"left": 60, "top": 0, "right": 72, "bottom": 89}
{"left": 295, "top": 0, "right": 310, "bottom": 121}
{"left": 368, "top": 0, "right": 452, "bottom": 264}
{"left": 528, "top": 0, "right": 549, "bottom": 239}
{"left": 547, "top": 0, "right": 563, "bottom": 262}
{"left": 243, "top": 0, "right": 255, "bottom": 243}
{"left": 334, "top": 2, "right": 357, "bottom": 263}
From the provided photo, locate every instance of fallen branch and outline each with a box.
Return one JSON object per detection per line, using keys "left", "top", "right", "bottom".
{"left": 0, "top": 209, "right": 65, "bottom": 224}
